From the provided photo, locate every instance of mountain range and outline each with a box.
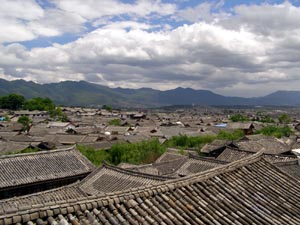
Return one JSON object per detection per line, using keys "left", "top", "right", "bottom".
{"left": 0, "top": 78, "right": 299, "bottom": 107}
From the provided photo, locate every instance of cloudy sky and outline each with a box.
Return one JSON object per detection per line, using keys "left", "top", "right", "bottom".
{"left": 1, "top": 0, "right": 300, "bottom": 97}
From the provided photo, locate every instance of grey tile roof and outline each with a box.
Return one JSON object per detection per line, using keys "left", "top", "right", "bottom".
{"left": 275, "top": 160, "right": 300, "bottom": 180}
{"left": 0, "top": 184, "right": 86, "bottom": 212}
{"left": 128, "top": 153, "right": 226, "bottom": 177}
{"left": 154, "top": 151, "right": 187, "bottom": 163}
{"left": 0, "top": 142, "right": 31, "bottom": 155}
{"left": 200, "top": 139, "right": 231, "bottom": 153}
{"left": 237, "top": 137, "right": 291, "bottom": 154}
{"left": 2, "top": 153, "right": 300, "bottom": 224}
{"left": 175, "top": 155, "right": 227, "bottom": 176}
{"left": 0, "top": 146, "right": 95, "bottom": 189}
{"left": 217, "top": 147, "right": 297, "bottom": 163}
{"left": 78, "top": 163, "right": 170, "bottom": 195}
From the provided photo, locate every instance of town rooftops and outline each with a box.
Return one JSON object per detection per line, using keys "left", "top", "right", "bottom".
{"left": 2, "top": 152, "right": 300, "bottom": 224}
{"left": 78, "top": 163, "right": 171, "bottom": 195}
{"left": 237, "top": 137, "right": 291, "bottom": 154}
{"left": 0, "top": 146, "right": 95, "bottom": 190}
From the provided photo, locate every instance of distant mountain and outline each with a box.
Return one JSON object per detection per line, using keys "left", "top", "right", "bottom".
{"left": 0, "top": 79, "right": 300, "bottom": 107}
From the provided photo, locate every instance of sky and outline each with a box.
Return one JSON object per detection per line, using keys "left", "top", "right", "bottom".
{"left": 1, "top": 0, "right": 300, "bottom": 97}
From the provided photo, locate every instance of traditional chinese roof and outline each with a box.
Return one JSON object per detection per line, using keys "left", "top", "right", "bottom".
{"left": 78, "top": 163, "right": 171, "bottom": 195}
{"left": 0, "top": 146, "right": 95, "bottom": 190}
{"left": 217, "top": 146, "right": 297, "bottom": 163}
{"left": 237, "top": 137, "right": 291, "bottom": 154}
{"left": 2, "top": 152, "right": 300, "bottom": 224}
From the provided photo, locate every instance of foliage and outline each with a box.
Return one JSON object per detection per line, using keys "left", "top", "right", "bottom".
{"left": 0, "top": 94, "right": 25, "bottom": 110}
{"left": 258, "top": 115, "right": 275, "bottom": 123}
{"left": 108, "top": 118, "right": 122, "bottom": 126}
{"left": 49, "top": 107, "right": 69, "bottom": 122}
{"left": 110, "top": 139, "right": 165, "bottom": 165}
{"left": 78, "top": 139, "right": 165, "bottom": 166}
{"left": 217, "top": 130, "right": 245, "bottom": 140}
{"left": 102, "top": 105, "right": 113, "bottom": 112}
{"left": 255, "top": 125, "right": 293, "bottom": 138}
{"left": 17, "top": 115, "right": 32, "bottom": 132}
{"left": 7, "top": 146, "right": 39, "bottom": 155}
{"left": 165, "top": 135, "right": 215, "bottom": 149}
{"left": 278, "top": 113, "right": 291, "bottom": 124}
{"left": 230, "top": 114, "right": 249, "bottom": 122}
{"left": 77, "top": 145, "right": 111, "bottom": 166}
{"left": 24, "top": 97, "right": 55, "bottom": 111}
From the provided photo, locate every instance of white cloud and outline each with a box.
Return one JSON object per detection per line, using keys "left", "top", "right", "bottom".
{"left": 53, "top": 0, "right": 177, "bottom": 19}
{"left": 0, "top": 0, "right": 44, "bottom": 20}
{"left": 1, "top": 1, "right": 300, "bottom": 97}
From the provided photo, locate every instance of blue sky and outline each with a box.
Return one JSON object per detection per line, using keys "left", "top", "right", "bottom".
{"left": 1, "top": 0, "right": 300, "bottom": 97}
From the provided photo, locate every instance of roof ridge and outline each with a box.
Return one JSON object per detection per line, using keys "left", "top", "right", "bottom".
{"left": 0, "top": 181, "right": 84, "bottom": 204}
{"left": 82, "top": 162, "right": 173, "bottom": 182}
{"left": 188, "top": 153, "right": 228, "bottom": 164}
{"left": 0, "top": 145, "right": 77, "bottom": 159}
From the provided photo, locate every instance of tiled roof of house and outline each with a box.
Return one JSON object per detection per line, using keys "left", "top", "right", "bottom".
{"left": 0, "top": 184, "right": 86, "bottom": 213}
{"left": 78, "top": 163, "right": 171, "bottom": 195}
{"left": 0, "top": 146, "right": 95, "bottom": 189}
{"left": 200, "top": 139, "right": 232, "bottom": 153}
{"left": 217, "top": 146, "right": 297, "bottom": 163}
{"left": 274, "top": 160, "right": 300, "bottom": 180}
{"left": 2, "top": 153, "right": 300, "bottom": 224}
{"left": 175, "top": 154, "right": 227, "bottom": 176}
{"left": 237, "top": 137, "right": 291, "bottom": 154}
{"left": 128, "top": 152, "right": 226, "bottom": 177}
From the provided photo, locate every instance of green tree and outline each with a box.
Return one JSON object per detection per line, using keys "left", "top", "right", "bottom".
{"left": 230, "top": 114, "right": 249, "bottom": 122}
{"left": 278, "top": 113, "right": 291, "bottom": 124}
{"left": 255, "top": 125, "right": 292, "bottom": 138}
{"left": 17, "top": 115, "right": 32, "bottom": 133}
{"left": 102, "top": 105, "right": 113, "bottom": 112}
{"left": 24, "top": 97, "right": 55, "bottom": 111}
{"left": 217, "top": 130, "right": 245, "bottom": 140}
{"left": 49, "top": 107, "right": 69, "bottom": 122}
{"left": 0, "top": 94, "right": 25, "bottom": 110}
{"left": 108, "top": 119, "right": 122, "bottom": 126}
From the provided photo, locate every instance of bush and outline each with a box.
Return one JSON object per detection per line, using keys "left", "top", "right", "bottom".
{"left": 165, "top": 135, "right": 215, "bottom": 149}
{"left": 7, "top": 146, "right": 39, "bottom": 155}
{"left": 278, "top": 113, "right": 291, "bottom": 124}
{"left": 77, "top": 145, "right": 111, "bottom": 166}
{"left": 78, "top": 139, "right": 165, "bottom": 166}
{"left": 108, "top": 119, "right": 122, "bottom": 126}
{"left": 230, "top": 114, "right": 249, "bottom": 122}
{"left": 256, "top": 125, "right": 292, "bottom": 138}
{"left": 17, "top": 115, "right": 32, "bottom": 132}
{"left": 259, "top": 115, "right": 275, "bottom": 123}
{"left": 217, "top": 130, "right": 245, "bottom": 140}
{"left": 110, "top": 139, "right": 165, "bottom": 165}
{"left": 24, "top": 97, "right": 55, "bottom": 111}
{"left": 0, "top": 94, "right": 25, "bottom": 110}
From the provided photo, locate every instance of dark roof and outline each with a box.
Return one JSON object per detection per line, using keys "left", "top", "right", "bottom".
{"left": 78, "top": 163, "right": 171, "bottom": 195}
{"left": 175, "top": 155, "right": 227, "bottom": 176}
{"left": 129, "top": 153, "right": 226, "bottom": 177}
{"left": 200, "top": 139, "right": 232, "bottom": 153}
{"left": 2, "top": 153, "right": 300, "bottom": 224}
{"left": 0, "top": 146, "right": 95, "bottom": 189}
{"left": 0, "top": 142, "right": 31, "bottom": 155}
{"left": 237, "top": 137, "right": 291, "bottom": 154}
{"left": 0, "top": 184, "right": 86, "bottom": 213}
{"left": 154, "top": 151, "right": 187, "bottom": 163}
{"left": 216, "top": 147, "right": 253, "bottom": 162}
{"left": 0, "top": 164, "right": 170, "bottom": 211}
{"left": 217, "top": 147, "right": 297, "bottom": 163}
{"left": 226, "top": 122, "right": 254, "bottom": 130}
{"left": 275, "top": 160, "right": 300, "bottom": 180}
